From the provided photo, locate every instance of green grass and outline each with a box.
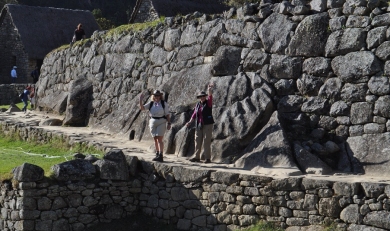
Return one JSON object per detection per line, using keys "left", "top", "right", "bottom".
{"left": 240, "top": 221, "right": 284, "bottom": 231}
{"left": 105, "top": 16, "right": 165, "bottom": 38}
{"left": 0, "top": 133, "right": 104, "bottom": 180}
{"left": 0, "top": 102, "right": 31, "bottom": 110}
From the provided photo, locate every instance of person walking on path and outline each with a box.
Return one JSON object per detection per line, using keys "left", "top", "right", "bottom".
{"left": 22, "top": 86, "right": 31, "bottom": 113}
{"left": 72, "top": 23, "right": 86, "bottom": 43}
{"left": 139, "top": 90, "right": 172, "bottom": 162}
{"left": 186, "top": 83, "right": 215, "bottom": 163}
{"left": 11, "top": 66, "right": 17, "bottom": 83}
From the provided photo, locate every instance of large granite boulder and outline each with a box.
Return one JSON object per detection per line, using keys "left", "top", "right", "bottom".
{"left": 94, "top": 149, "right": 129, "bottom": 180}
{"left": 325, "top": 28, "right": 367, "bottom": 57}
{"left": 63, "top": 76, "right": 93, "bottom": 126}
{"left": 210, "top": 46, "right": 242, "bottom": 76}
{"left": 331, "top": 51, "right": 382, "bottom": 83}
{"left": 288, "top": 13, "right": 330, "bottom": 57}
{"left": 212, "top": 86, "right": 274, "bottom": 161}
{"left": 346, "top": 133, "right": 390, "bottom": 175}
{"left": 234, "top": 111, "right": 301, "bottom": 173}
{"left": 293, "top": 143, "right": 332, "bottom": 175}
{"left": 51, "top": 159, "right": 96, "bottom": 181}
{"left": 258, "top": 13, "right": 296, "bottom": 54}
{"left": 363, "top": 211, "right": 390, "bottom": 230}
{"left": 13, "top": 163, "right": 44, "bottom": 182}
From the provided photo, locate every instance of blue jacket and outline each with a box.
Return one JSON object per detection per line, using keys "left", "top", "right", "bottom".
{"left": 23, "top": 90, "right": 30, "bottom": 101}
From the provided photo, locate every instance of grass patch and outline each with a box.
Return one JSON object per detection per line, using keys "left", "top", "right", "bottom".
{"left": 0, "top": 102, "right": 31, "bottom": 110}
{"left": 241, "top": 221, "right": 284, "bottom": 231}
{"left": 0, "top": 133, "right": 104, "bottom": 180}
{"left": 105, "top": 16, "right": 165, "bottom": 38}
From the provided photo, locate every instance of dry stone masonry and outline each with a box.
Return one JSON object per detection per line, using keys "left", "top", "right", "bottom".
{"left": 36, "top": 0, "right": 390, "bottom": 199}
{"left": 1, "top": 129, "right": 390, "bottom": 230}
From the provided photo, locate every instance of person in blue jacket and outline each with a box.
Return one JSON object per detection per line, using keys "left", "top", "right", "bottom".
{"left": 22, "top": 86, "right": 31, "bottom": 113}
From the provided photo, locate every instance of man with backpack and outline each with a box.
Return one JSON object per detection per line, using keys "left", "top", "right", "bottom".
{"left": 139, "top": 90, "right": 171, "bottom": 162}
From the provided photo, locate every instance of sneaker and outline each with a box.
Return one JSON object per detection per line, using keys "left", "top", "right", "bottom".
{"left": 152, "top": 154, "right": 163, "bottom": 162}
{"left": 203, "top": 159, "right": 211, "bottom": 163}
{"left": 189, "top": 158, "right": 200, "bottom": 162}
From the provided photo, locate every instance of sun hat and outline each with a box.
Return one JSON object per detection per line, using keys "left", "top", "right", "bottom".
{"left": 196, "top": 91, "right": 208, "bottom": 98}
{"left": 152, "top": 90, "right": 163, "bottom": 96}
{"left": 13, "top": 66, "right": 17, "bottom": 69}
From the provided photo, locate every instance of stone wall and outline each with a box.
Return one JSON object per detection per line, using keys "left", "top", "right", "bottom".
{"left": 0, "top": 13, "right": 29, "bottom": 84}
{"left": 133, "top": 0, "right": 159, "bottom": 23}
{"left": 0, "top": 84, "right": 28, "bottom": 106}
{"left": 36, "top": 0, "right": 390, "bottom": 177}
{"left": 1, "top": 118, "right": 390, "bottom": 231}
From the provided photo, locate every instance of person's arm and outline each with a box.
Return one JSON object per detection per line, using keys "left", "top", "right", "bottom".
{"left": 186, "top": 108, "right": 197, "bottom": 127}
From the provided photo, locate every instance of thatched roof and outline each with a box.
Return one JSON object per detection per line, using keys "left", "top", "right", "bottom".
{"left": 131, "top": 0, "right": 228, "bottom": 22}
{"left": 0, "top": 4, "right": 100, "bottom": 59}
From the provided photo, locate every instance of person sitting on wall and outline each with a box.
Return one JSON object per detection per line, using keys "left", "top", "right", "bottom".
{"left": 72, "top": 23, "right": 86, "bottom": 43}
{"left": 31, "top": 66, "right": 39, "bottom": 84}
{"left": 10, "top": 66, "right": 17, "bottom": 84}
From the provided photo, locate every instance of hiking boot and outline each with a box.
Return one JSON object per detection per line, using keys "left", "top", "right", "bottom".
{"left": 203, "top": 159, "right": 211, "bottom": 164}
{"left": 153, "top": 153, "right": 163, "bottom": 162}
{"left": 189, "top": 158, "right": 200, "bottom": 162}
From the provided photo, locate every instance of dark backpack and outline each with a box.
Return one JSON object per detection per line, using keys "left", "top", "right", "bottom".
{"left": 19, "top": 91, "right": 24, "bottom": 99}
{"left": 148, "top": 100, "right": 166, "bottom": 118}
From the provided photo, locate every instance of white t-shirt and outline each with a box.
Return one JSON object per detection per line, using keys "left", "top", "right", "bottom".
{"left": 144, "top": 101, "right": 169, "bottom": 117}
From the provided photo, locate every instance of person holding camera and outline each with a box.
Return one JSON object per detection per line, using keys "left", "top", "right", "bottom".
{"left": 186, "top": 83, "right": 214, "bottom": 163}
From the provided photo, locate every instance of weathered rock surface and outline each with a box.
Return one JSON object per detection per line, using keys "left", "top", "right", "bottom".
{"left": 346, "top": 133, "right": 390, "bottom": 175}
{"left": 13, "top": 163, "right": 44, "bottom": 182}
{"left": 51, "top": 159, "right": 96, "bottom": 181}
{"left": 234, "top": 111, "right": 301, "bottom": 173}
{"left": 35, "top": 6, "right": 390, "bottom": 176}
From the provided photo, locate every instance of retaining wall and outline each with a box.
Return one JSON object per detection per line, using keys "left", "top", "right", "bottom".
{"left": 0, "top": 120, "right": 390, "bottom": 231}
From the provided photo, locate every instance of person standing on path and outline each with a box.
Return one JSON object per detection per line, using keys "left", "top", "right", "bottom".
{"left": 11, "top": 66, "right": 17, "bottom": 83}
{"left": 186, "top": 83, "right": 215, "bottom": 163}
{"left": 139, "top": 90, "right": 172, "bottom": 162}
{"left": 22, "top": 86, "right": 31, "bottom": 113}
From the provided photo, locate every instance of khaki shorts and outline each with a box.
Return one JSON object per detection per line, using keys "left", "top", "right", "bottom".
{"left": 149, "top": 118, "right": 166, "bottom": 137}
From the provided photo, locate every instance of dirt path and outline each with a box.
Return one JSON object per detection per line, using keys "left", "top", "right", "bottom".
{"left": 1, "top": 109, "right": 390, "bottom": 184}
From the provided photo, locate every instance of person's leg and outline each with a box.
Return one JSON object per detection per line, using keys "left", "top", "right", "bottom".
{"left": 192, "top": 128, "right": 203, "bottom": 160}
{"left": 153, "top": 136, "right": 164, "bottom": 162}
{"left": 156, "top": 136, "right": 164, "bottom": 153}
{"left": 153, "top": 137, "right": 159, "bottom": 155}
{"left": 203, "top": 124, "right": 213, "bottom": 162}
{"left": 22, "top": 100, "right": 27, "bottom": 112}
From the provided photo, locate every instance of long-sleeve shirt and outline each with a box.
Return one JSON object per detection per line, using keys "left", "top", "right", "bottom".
{"left": 191, "top": 95, "right": 213, "bottom": 124}
{"left": 11, "top": 69, "right": 17, "bottom": 78}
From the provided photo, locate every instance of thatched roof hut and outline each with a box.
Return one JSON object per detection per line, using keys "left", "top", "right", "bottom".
{"left": 130, "top": 0, "right": 228, "bottom": 23}
{"left": 0, "top": 4, "right": 100, "bottom": 84}
{"left": 1, "top": 4, "right": 100, "bottom": 59}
